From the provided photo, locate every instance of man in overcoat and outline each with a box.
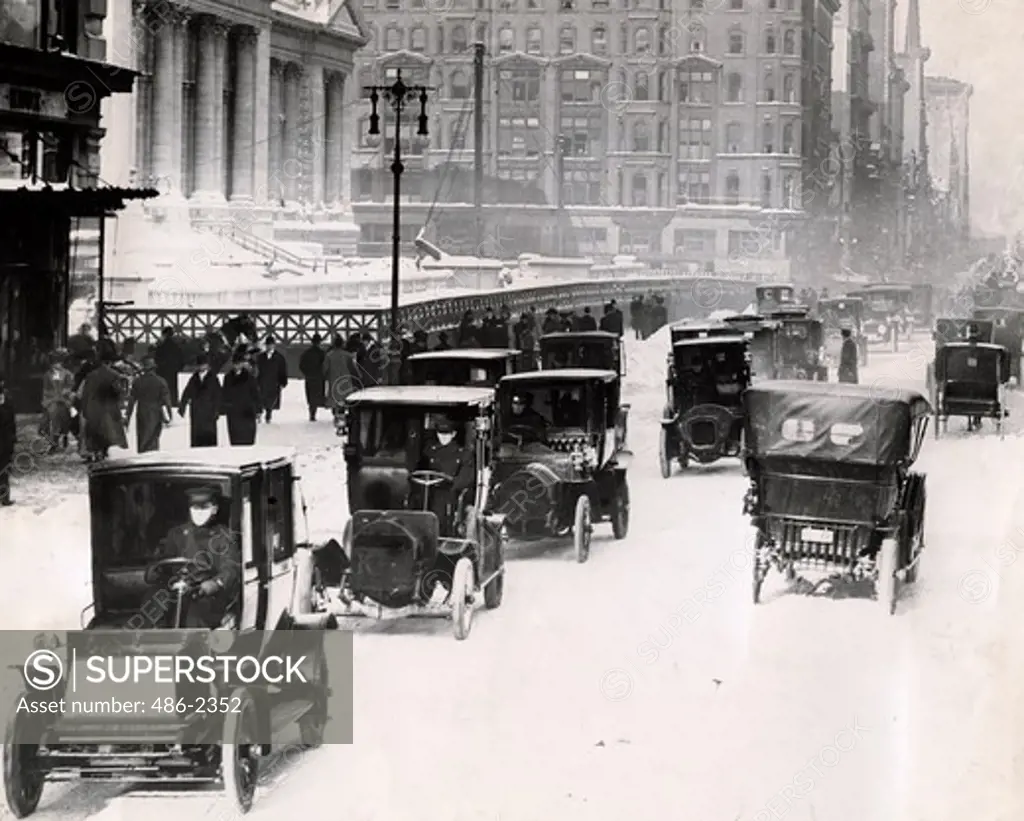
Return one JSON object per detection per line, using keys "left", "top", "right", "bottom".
{"left": 80, "top": 341, "right": 128, "bottom": 462}
{"left": 153, "top": 327, "right": 185, "bottom": 405}
{"left": 126, "top": 356, "right": 172, "bottom": 453}
{"left": 221, "top": 351, "right": 262, "bottom": 445}
{"left": 298, "top": 334, "right": 327, "bottom": 422}
{"left": 0, "top": 380, "right": 15, "bottom": 506}
{"left": 179, "top": 354, "right": 221, "bottom": 447}
{"left": 838, "top": 327, "right": 859, "bottom": 384}
{"left": 256, "top": 335, "right": 289, "bottom": 423}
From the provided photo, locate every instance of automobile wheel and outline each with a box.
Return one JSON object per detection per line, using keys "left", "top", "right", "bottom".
{"left": 751, "top": 533, "right": 767, "bottom": 604}
{"left": 573, "top": 495, "right": 592, "bottom": 564}
{"left": 3, "top": 701, "right": 44, "bottom": 818}
{"left": 298, "top": 653, "right": 329, "bottom": 749}
{"left": 876, "top": 538, "right": 899, "bottom": 615}
{"left": 451, "top": 557, "right": 475, "bottom": 640}
{"left": 612, "top": 478, "right": 630, "bottom": 540}
{"left": 483, "top": 525, "right": 505, "bottom": 610}
{"left": 342, "top": 519, "right": 352, "bottom": 556}
{"left": 221, "top": 688, "right": 259, "bottom": 814}
{"left": 658, "top": 427, "right": 672, "bottom": 479}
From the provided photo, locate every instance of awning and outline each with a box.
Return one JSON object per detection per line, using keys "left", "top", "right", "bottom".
{"left": 0, "top": 43, "right": 140, "bottom": 95}
{"left": 0, "top": 185, "right": 159, "bottom": 216}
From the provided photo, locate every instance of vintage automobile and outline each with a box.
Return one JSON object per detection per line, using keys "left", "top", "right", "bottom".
{"left": 3, "top": 447, "right": 337, "bottom": 817}
{"left": 742, "top": 382, "right": 929, "bottom": 614}
{"left": 740, "top": 312, "right": 827, "bottom": 381}
{"left": 818, "top": 296, "right": 868, "bottom": 366}
{"left": 669, "top": 320, "right": 743, "bottom": 345}
{"left": 539, "top": 331, "right": 625, "bottom": 378}
{"left": 925, "top": 318, "right": 994, "bottom": 397}
{"left": 932, "top": 341, "right": 1010, "bottom": 438}
{"left": 337, "top": 386, "right": 506, "bottom": 640}
{"left": 407, "top": 348, "right": 520, "bottom": 388}
{"left": 489, "top": 369, "right": 630, "bottom": 563}
{"left": 972, "top": 306, "right": 1023, "bottom": 384}
{"left": 847, "top": 284, "right": 914, "bottom": 343}
{"left": 755, "top": 283, "right": 798, "bottom": 315}
{"left": 660, "top": 334, "right": 749, "bottom": 477}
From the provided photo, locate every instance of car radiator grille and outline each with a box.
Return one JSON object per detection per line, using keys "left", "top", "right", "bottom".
{"left": 769, "top": 518, "right": 869, "bottom": 569}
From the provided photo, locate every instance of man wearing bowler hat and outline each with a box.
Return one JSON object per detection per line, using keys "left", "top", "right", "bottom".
{"left": 156, "top": 486, "right": 240, "bottom": 628}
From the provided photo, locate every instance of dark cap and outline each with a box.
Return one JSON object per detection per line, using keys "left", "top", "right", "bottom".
{"left": 435, "top": 416, "right": 455, "bottom": 433}
{"left": 265, "top": 334, "right": 276, "bottom": 345}
{"left": 141, "top": 355, "right": 157, "bottom": 370}
{"left": 186, "top": 486, "right": 218, "bottom": 506}
{"left": 311, "top": 333, "right": 323, "bottom": 344}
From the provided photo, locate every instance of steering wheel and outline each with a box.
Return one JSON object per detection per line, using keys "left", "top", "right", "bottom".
{"left": 144, "top": 557, "right": 197, "bottom": 586}
{"left": 409, "top": 469, "right": 454, "bottom": 489}
{"left": 506, "top": 424, "right": 542, "bottom": 444}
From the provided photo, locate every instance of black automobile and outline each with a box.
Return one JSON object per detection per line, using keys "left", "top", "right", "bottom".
{"left": 407, "top": 348, "right": 520, "bottom": 388}
{"left": 539, "top": 331, "right": 625, "bottom": 378}
{"left": 971, "top": 306, "right": 1023, "bottom": 384}
{"left": 933, "top": 341, "right": 1010, "bottom": 437}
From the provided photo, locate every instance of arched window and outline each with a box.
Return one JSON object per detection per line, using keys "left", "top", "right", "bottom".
{"left": 498, "top": 25, "right": 515, "bottom": 53}
{"left": 527, "top": 27, "right": 543, "bottom": 54}
{"left": 635, "top": 27, "right": 650, "bottom": 54}
{"left": 634, "top": 121, "right": 650, "bottom": 151}
{"left": 452, "top": 25, "right": 467, "bottom": 52}
{"left": 783, "top": 73, "right": 795, "bottom": 102}
{"left": 726, "top": 72, "right": 743, "bottom": 102}
{"left": 410, "top": 27, "right": 427, "bottom": 51}
{"left": 783, "top": 29, "right": 796, "bottom": 54}
{"left": 728, "top": 28, "right": 744, "bottom": 54}
{"left": 635, "top": 71, "right": 649, "bottom": 101}
{"left": 725, "top": 172, "right": 740, "bottom": 204}
{"left": 765, "top": 27, "right": 776, "bottom": 54}
{"left": 631, "top": 173, "right": 648, "bottom": 206}
{"left": 725, "top": 122, "right": 742, "bottom": 153}
{"left": 782, "top": 122, "right": 795, "bottom": 153}
{"left": 451, "top": 69, "right": 470, "bottom": 99}
{"left": 591, "top": 25, "right": 607, "bottom": 55}
{"left": 689, "top": 25, "right": 705, "bottom": 52}
{"left": 763, "top": 69, "right": 775, "bottom": 102}
{"left": 559, "top": 25, "right": 576, "bottom": 54}
{"left": 762, "top": 118, "right": 774, "bottom": 153}
{"left": 385, "top": 26, "right": 402, "bottom": 50}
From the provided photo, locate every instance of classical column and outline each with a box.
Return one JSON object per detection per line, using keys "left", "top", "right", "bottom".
{"left": 338, "top": 72, "right": 352, "bottom": 206}
{"left": 325, "top": 72, "right": 345, "bottom": 204}
{"left": 192, "top": 16, "right": 223, "bottom": 198}
{"left": 252, "top": 26, "right": 271, "bottom": 203}
{"left": 306, "top": 63, "right": 326, "bottom": 205}
{"left": 213, "top": 21, "right": 230, "bottom": 197}
{"left": 282, "top": 63, "right": 301, "bottom": 204}
{"left": 268, "top": 60, "right": 284, "bottom": 202}
{"left": 172, "top": 10, "right": 190, "bottom": 194}
{"left": 231, "top": 27, "right": 257, "bottom": 201}
{"left": 149, "top": 10, "right": 177, "bottom": 193}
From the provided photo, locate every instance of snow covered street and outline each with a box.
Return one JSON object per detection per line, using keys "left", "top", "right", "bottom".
{"left": 4, "top": 332, "right": 1024, "bottom": 821}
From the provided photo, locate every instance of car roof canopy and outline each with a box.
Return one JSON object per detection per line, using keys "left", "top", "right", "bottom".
{"left": 94, "top": 446, "right": 296, "bottom": 475}
{"left": 408, "top": 349, "right": 521, "bottom": 362}
{"left": 345, "top": 385, "right": 495, "bottom": 407}
{"left": 673, "top": 335, "right": 747, "bottom": 348}
{"left": 743, "top": 381, "right": 930, "bottom": 465}
{"left": 500, "top": 368, "right": 618, "bottom": 386}
{"left": 541, "top": 331, "right": 619, "bottom": 341}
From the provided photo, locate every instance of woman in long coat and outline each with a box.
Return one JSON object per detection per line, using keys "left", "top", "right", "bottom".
{"left": 221, "top": 352, "right": 262, "bottom": 445}
{"left": 125, "top": 356, "right": 172, "bottom": 453}
{"left": 298, "top": 334, "right": 327, "bottom": 422}
{"left": 80, "top": 342, "right": 129, "bottom": 462}
{"left": 256, "top": 335, "right": 289, "bottom": 423}
{"left": 179, "top": 354, "right": 221, "bottom": 447}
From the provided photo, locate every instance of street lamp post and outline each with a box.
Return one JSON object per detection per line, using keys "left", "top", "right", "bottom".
{"left": 364, "top": 72, "right": 432, "bottom": 343}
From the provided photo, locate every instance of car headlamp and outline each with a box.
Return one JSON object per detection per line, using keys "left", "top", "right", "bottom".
{"left": 582, "top": 445, "right": 598, "bottom": 468}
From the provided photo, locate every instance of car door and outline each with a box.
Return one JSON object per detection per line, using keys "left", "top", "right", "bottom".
{"left": 264, "top": 465, "right": 296, "bottom": 628}
{"left": 239, "top": 476, "right": 263, "bottom": 630}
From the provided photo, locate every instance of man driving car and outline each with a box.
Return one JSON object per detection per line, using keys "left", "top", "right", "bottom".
{"left": 509, "top": 392, "right": 547, "bottom": 430}
{"left": 420, "top": 416, "right": 475, "bottom": 536}
{"left": 155, "top": 486, "right": 240, "bottom": 628}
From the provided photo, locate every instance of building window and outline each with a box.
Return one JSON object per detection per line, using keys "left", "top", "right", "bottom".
{"left": 783, "top": 29, "right": 795, "bottom": 54}
{"left": 527, "top": 27, "right": 543, "bottom": 54}
{"left": 728, "top": 29, "right": 744, "bottom": 55}
{"left": 785, "top": 0, "right": 794, "bottom": 7}
{"left": 729, "top": 0, "right": 743, "bottom": 7}
{"left": 658, "top": 26, "right": 669, "bottom": 55}
{"left": 725, "top": 122, "right": 742, "bottom": 153}
{"left": 502, "top": 70, "right": 541, "bottom": 103}
{"left": 761, "top": 174, "right": 772, "bottom": 207}
{"left": 782, "top": 121, "right": 795, "bottom": 153}
{"left": 451, "top": 69, "right": 470, "bottom": 99}
{"left": 559, "top": 25, "right": 576, "bottom": 54}
{"left": 678, "top": 171, "right": 712, "bottom": 205}
{"left": 385, "top": 27, "right": 402, "bottom": 50}
{"left": 658, "top": 71, "right": 669, "bottom": 102}
{"left": 763, "top": 70, "right": 775, "bottom": 102}
{"left": 499, "top": 0, "right": 518, "bottom": 8}
{"left": 690, "top": 26, "right": 705, "bottom": 52}
{"left": 560, "top": 69, "right": 600, "bottom": 103}
{"left": 783, "top": 73, "right": 795, "bottom": 102}
{"left": 593, "top": 0, "right": 609, "bottom": 8}
{"left": 410, "top": 27, "right": 427, "bottom": 51}
{"left": 679, "top": 118, "right": 712, "bottom": 159}
{"left": 452, "top": 25, "right": 467, "bottom": 51}
{"left": 768, "top": 0, "right": 777, "bottom": 7}
{"left": 725, "top": 172, "right": 740, "bottom": 204}
{"left": 528, "top": 0, "right": 542, "bottom": 7}
{"left": 729, "top": 230, "right": 763, "bottom": 256}
{"left": 726, "top": 73, "right": 742, "bottom": 102}
{"left": 765, "top": 28, "right": 776, "bottom": 54}
{"left": 436, "top": 25, "right": 444, "bottom": 51}
{"left": 658, "top": 120, "right": 668, "bottom": 152}
{"left": 635, "top": 27, "right": 650, "bottom": 54}
{"left": 635, "top": 71, "right": 649, "bottom": 101}
{"left": 386, "top": 0, "right": 401, "bottom": 8}
{"left": 762, "top": 118, "right": 774, "bottom": 153}
{"left": 783, "top": 174, "right": 795, "bottom": 207}
{"left": 690, "top": 0, "right": 703, "bottom": 7}
{"left": 476, "top": 22, "right": 487, "bottom": 41}
{"left": 634, "top": 121, "right": 650, "bottom": 151}
{"left": 560, "top": 113, "right": 603, "bottom": 156}
{"left": 592, "top": 25, "right": 607, "bottom": 55}
{"left": 363, "top": 0, "right": 376, "bottom": 8}
{"left": 498, "top": 25, "right": 514, "bottom": 53}
{"left": 679, "top": 70, "right": 713, "bottom": 104}
{"left": 619, "top": 23, "right": 628, "bottom": 52}
{"left": 673, "top": 227, "right": 714, "bottom": 250}
{"left": 631, "top": 174, "right": 648, "bottom": 207}
{"left": 563, "top": 169, "right": 603, "bottom": 205}
{"left": 498, "top": 116, "right": 542, "bottom": 157}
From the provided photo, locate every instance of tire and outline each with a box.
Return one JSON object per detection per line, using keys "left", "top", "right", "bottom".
{"left": 573, "top": 495, "right": 592, "bottom": 563}
{"left": 451, "top": 557, "right": 475, "bottom": 640}
{"left": 342, "top": 519, "right": 352, "bottom": 555}
{"left": 876, "top": 538, "right": 898, "bottom": 615}
{"left": 483, "top": 569, "right": 504, "bottom": 609}
{"left": 658, "top": 427, "right": 672, "bottom": 479}
{"left": 906, "top": 484, "right": 926, "bottom": 585}
{"left": 612, "top": 478, "right": 630, "bottom": 540}
{"left": 2, "top": 702, "right": 44, "bottom": 818}
{"left": 298, "top": 654, "right": 328, "bottom": 749}
{"left": 221, "top": 688, "right": 259, "bottom": 814}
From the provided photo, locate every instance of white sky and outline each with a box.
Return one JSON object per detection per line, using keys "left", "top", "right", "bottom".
{"left": 909, "top": 0, "right": 1020, "bottom": 236}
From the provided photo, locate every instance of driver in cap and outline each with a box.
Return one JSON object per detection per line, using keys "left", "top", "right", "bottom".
{"left": 509, "top": 392, "right": 546, "bottom": 429}
{"left": 421, "top": 416, "right": 474, "bottom": 538}
{"left": 156, "top": 486, "right": 240, "bottom": 628}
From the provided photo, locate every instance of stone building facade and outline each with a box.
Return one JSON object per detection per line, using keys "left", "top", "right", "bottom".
{"left": 925, "top": 75, "right": 971, "bottom": 242}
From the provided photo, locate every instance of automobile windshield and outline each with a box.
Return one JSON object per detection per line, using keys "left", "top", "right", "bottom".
{"left": 541, "top": 341, "right": 614, "bottom": 370}
{"left": 91, "top": 475, "right": 234, "bottom": 570}
{"left": 501, "top": 384, "right": 588, "bottom": 441}
{"left": 356, "top": 406, "right": 474, "bottom": 458}
{"left": 414, "top": 360, "right": 496, "bottom": 387}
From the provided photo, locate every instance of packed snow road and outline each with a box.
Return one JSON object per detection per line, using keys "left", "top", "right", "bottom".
{"left": 5, "top": 333, "right": 1024, "bottom": 821}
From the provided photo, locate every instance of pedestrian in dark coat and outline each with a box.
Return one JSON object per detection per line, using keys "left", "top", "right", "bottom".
{"left": 433, "top": 331, "right": 452, "bottom": 351}
{"left": 838, "top": 328, "right": 859, "bottom": 384}
{"left": 542, "top": 308, "right": 562, "bottom": 335}
{"left": 80, "top": 341, "right": 129, "bottom": 462}
{"left": 126, "top": 356, "right": 172, "bottom": 453}
{"left": 256, "top": 335, "right": 289, "bottom": 422}
{"left": 457, "top": 311, "right": 480, "bottom": 348}
{"left": 179, "top": 354, "right": 221, "bottom": 447}
{"left": 358, "top": 333, "right": 386, "bottom": 387}
{"left": 153, "top": 327, "right": 184, "bottom": 405}
{"left": 325, "top": 335, "right": 359, "bottom": 421}
{"left": 221, "top": 353, "right": 262, "bottom": 445}
{"left": 299, "top": 334, "right": 326, "bottom": 421}
{"left": 0, "top": 380, "right": 15, "bottom": 506}
{"left": 66, "top": 323, "right": 96, "bottom": 368}
{"left": 600, "top": 300, "right": 624, "bottom": 336}
{"left": 514, "top": 313, "right": 538, "bottom": 371}
{"left": 576, "top": 307, "right": 598, "bottom": 331}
